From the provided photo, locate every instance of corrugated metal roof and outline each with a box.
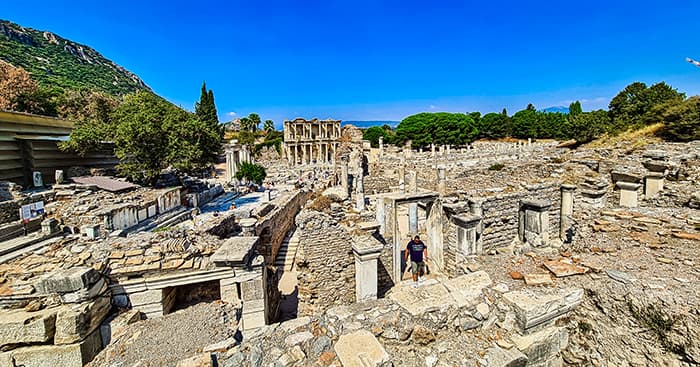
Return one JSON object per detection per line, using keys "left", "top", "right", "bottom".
{"left": 71, "top": 176, "right": 139, "bottom": 192}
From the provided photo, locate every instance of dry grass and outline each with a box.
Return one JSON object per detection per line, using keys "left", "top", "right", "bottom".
{"left": 585, "top": 123, "right": 665, "bottom": 150}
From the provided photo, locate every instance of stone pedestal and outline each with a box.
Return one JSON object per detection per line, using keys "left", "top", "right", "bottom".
{"left": 519, "top": 199, "right": 551, "bottom": 247}
{"left": 352, "top": 243, "right": 383, "bottom": 302}
{"left": 80, "top": 224, "right": 100, "bottom": 240}
{"left": 55, "top": 170, "right": 64, "bottom": 185}
{"left": 33, "top": 171, "right": 43, "bottom": 188}
{"left": 239, "top": 218, "right": 257, "bottom": 236}
{"left": 437, "top": 166, "right": 446, "bottom": 196}
{"left": 41, "top": 218, "right": 59, "bottom": 235}
{"left": 644, "top": 172, "right": 664, "bottom": 198}
{"left": 453, "top": 214, "right": 483, "bottom": 255}
{"left": 617, "top": 182, "right": 641, "bottom": 208}
{"left": 560, "top": 184, "right": 576, "bottom": 242}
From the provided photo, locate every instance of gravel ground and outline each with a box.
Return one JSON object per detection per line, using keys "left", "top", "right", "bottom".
{"left": 89, "top": 301, "right": 239, "bottom": 367}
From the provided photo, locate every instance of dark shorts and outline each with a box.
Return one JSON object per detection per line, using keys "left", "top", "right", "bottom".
{"left": 411, "top": 261, "right": 425, "bottom": 274}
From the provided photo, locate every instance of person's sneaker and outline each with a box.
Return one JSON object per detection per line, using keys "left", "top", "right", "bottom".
{"left": 418, "top": 276, "right": 425, "bottom": 283}
{"left": 412, "top": 282, "right": 419, "bottom": 289}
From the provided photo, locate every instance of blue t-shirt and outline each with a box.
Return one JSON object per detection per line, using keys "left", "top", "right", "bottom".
{"left": 407, "top": 240, "right": 427, "bottom": 262}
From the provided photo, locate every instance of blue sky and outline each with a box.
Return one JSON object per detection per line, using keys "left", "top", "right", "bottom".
{"left": 4, "top": 1, "right": 700, "bottom": 126}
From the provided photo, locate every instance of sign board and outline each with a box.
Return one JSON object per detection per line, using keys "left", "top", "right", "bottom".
{"left": 19, "top": 201, "right": 45, "bottom": 223}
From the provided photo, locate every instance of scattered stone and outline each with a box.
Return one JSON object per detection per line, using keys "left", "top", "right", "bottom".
{"left": 543, "top": 260, "right": 589, "bottom": 277}
{"left": 176, "top": 353, "right": 213, "bottom": 367}
{"left": 411, "top": 325, "right": 436, "bottom": 345}
{"left": 334, "top": 330, "right": 390, "bottom": 367}
{"left": 503, "top": 288, "right": 584, "bottom": 331}
{"left": 476, "top": 303, "right": 490, "bottom": 319}
{"left": 483, "top": 345, "right": 528, "bottom": 367}
{"left": 284, "top": 331, "right": 314, "bottom": 346}
{"left": 523, "top": 273, "right": 554, "bottom": 286}
{"left": 606, "top": 270, "right": 636, "bottom": 284}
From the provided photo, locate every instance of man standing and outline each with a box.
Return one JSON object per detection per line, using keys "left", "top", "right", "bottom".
{"left": 405, "top": 235, "right": 428, "bottom": 287}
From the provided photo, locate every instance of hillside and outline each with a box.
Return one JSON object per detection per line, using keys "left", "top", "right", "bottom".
{"left": 0, "top": 19, "right": 150, "bottom": 96}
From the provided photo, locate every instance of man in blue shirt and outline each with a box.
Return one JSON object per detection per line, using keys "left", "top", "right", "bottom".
{"left": 405, "top": 235, "right": 428, "bottom": 287}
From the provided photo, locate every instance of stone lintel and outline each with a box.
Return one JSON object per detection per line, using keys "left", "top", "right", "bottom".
{"left": 520, "top": 199, "right": 552, "bottom": 211}
{"left": 560, "top": 184, "right": 577, "bottom": 192}
{"left": 615, "top": 182, "right": 641, "bottom": 191}
{"left": 352, "top": 243, "right": 383, "bottom": 260}
{"left": 452, "top": 214, "right": 482, "bottom": 228}
{"left": 211, "top": 236, "right": 260, "bottom": 265}
{"left": 610, "top": 171, "right": 642, "bottom": 184}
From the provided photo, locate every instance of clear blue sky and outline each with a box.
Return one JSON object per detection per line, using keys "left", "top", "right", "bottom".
{"left": 4, "top": 1, "right": 700, "bottom": 126}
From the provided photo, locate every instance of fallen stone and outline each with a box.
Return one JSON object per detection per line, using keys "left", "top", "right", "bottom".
{"left": 443, "top": 270, "right": 492, "bottom": 308}
{"left": 176, "top": 353, "right": 213, "bottom": 367}
{"left": 656, "top": 257, "right": 674, "bottom": 264}
{"left": 60, "top": 277, "right": 108, "bottom": 303}
{"left": 334, "top": 330, "right": 390, "bottom": 367}
{"left": 672, "top": 232, "right": 700, "bottom": 241}
{"left": 55, "top": 295, "right": 111, "bottom": 344}
{"left": 0, "top": 307, "right": 57, "bottom": 348}
{"left": 503, "top": 288, "right": 583, "bottom": 332}
{"left": 280, "top": 316, "right": 311, "bottom": 332}
{"left": 606, "top": 270, "right": 636, "bottom": 284}
{"left": 203, "top": 337, "right": 238, "bottom": 353}
{"left": 476, "top": 303, "right": 490, "bottom": 319}
{"left": 285, "top": 331, "right": 314, "bottom": 346}
{"left": 509, "top": 271, "right": 524, "bottom": 280}
{"left": 483, "top": 345, "right": 528, "bottom": 367}
{"left": 390, "top": 282, "right": 453, "bottom": 316}
{"left": 511, "top": 326, "right": 568, "bottom": 366}
{"left": 3, "top": 327, "right": 102, "bottom": 367}
{"left": 523, "top": 274, "right": 554, "bottom": 286}
{"left": 543, "top": 260, "right": 589, "bottom": 278}
{"left": 35, "top": 267, "right": 100, "bottom": 294}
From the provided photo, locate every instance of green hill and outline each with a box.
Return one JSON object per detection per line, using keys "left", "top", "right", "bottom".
{"left": 0, "top": 19, "right": 150, "bottom": 96}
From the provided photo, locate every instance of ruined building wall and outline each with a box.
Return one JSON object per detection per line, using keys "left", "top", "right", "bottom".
{"left": 295, "top": 210, "right": 355, "bottom": 315}
{"left": 256, "top": 190, "right": 313, "bottom": 263}
{"left": 478, "top": 183, "right": 561, "bottom": 250}
{"left": 377, "top": 241, "right": 394, "bottom": 297}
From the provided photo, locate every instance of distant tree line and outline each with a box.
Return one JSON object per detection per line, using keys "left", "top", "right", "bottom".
{"left": 365, "top": 81, "right": 697, "bottom": 148}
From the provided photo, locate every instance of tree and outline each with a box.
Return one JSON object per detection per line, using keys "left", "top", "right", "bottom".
{"left": 235, "top": 161, "right": 267, "bottom": 185}
{"left": 263, "top": 119, "right": 274, "bottom": 132}
{"left": 478, "top": 112, "right": 511, "bottom": 139}
{"left": 609, "top": 81, "right": 685, "bottom": 132}
{"left": 395, "top": 112, "right": 478, "bottom": 147}
{"left": 194, "top": 81, "right": 218, "bottom": 126}
{"left": 569, "top": 109, "right": 611, "bottom": 143}
{"left": 660, "top": 96, "right": 700, "bottom": 142}
{"left": 569, "top": 101, "right": 582, "bottom": 116}
{"left": 526, "top": 103, "right": 536, "bottom": 111}
{"left": 501, "top": 108, "right": 508, "bottom": 116}
{"left": 0, "top": 61, "right": 37, "bottom": 110}
{"left": 363, "top": 126, "right": 387, "bottom": 148}
{"left": 58, "top": 90, "right": 120, "bottom": 155}
{"left": 511, "top": 108, "right": 538, "bottom": 138}
{"left": 248, "top": 113, "right": 261, "bottom": 132}
{"left": 112, "top": 92, "right": 171, "bottom": 184}
{"left": 239, "top": 117, "right": 253, "bottom": 132}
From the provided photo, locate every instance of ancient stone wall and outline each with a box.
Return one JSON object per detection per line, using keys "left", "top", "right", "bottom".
{"left": 0, "top": 191, "right": 54, "bottom": 225}
{"left": 377, "top": 242, "right": 394, "bottom": 297}
{"left": 479, "top": 183, "right": 561, "bottom": 250}
{"left": 295, "top": 210, "right": 355, "bottom": 315}
{"left": 255, "top": 190, "right": 312, "bottom": 263}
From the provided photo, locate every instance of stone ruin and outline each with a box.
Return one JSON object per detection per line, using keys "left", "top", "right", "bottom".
{"left": 0, "top": 132, "right": 698, "bottom": 367}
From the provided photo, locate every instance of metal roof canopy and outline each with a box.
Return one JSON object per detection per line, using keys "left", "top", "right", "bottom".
{"left": 71, "top": 176, "right": 139, "bottom": 193}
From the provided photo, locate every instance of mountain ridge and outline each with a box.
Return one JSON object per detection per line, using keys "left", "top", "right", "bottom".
{"left": 0, "top": 19, "right": 150, "bottom": 96}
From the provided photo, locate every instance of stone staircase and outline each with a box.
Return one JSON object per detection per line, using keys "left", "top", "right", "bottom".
{"left": 274, "top": 230, "right": 299, "bottom": 271}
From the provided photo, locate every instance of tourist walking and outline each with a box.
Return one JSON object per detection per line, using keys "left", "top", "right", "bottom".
{"left": 405, "top": 235, "right": 428, "bottom": 288}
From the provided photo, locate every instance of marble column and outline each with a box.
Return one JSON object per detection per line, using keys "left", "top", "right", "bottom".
{"left": 378, "top": 137, "right": 384, "bottom": 156}
{"left": 437, "top": 165, "right": 446, "bottom": 195}
{"left": 376, "top": 196, "right": 386, "bottom": 235}
{"left": 355, "top": 167, "right": 366, "bottom": 211}
{"left": 353, "top": 242, "right": 384, "bottom": 302}
{"left": 407, "top": 170, "right": 418, "bottom": 234}
{"left": 341, "top": 160, "right": 349, "bottom": 194}
{"left": 398, "top": 155, "right": 406, "bottom": 194}
{"left": 560, "top": 184, "right": 576, "bottom": 241}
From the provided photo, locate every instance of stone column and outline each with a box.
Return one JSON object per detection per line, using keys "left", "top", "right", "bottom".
{"left": 225, "top": 151, "right": 234, "bottom": 182}
{"left": 240, "top": 267, "right": 266, "bottom": 330}
{"left": 560, "top": 184, "right": 576, "bottom": 241}
{"left": 378, "top": 137, "right": 384, "bottom": 156}
{"left": 437, "top": 165, "right": 446, "bottom": 195}
{"left": 352, "top": 242, "right": 384, "bottom": 302}
{"left": 407, "top": 170, "right": 418, "bottom": 233}
{"left": 446, "top": 145, "right": 451, "bottom": 155}
{"left": 617, "top": 182, "right": 641, "bottom": 208}
{"left": 302, "top": 144, "right": 307, "bottom": 165}
{"left": 431, "top": 144, "right": 436, "bottom": 157}
{"left": 341, "top": 160, "right": 349, "bottom": 194}
{"left": 519, "top": 199, "right": 552, "bottom": 247}
{"left": 331, "top": 144, "right": 336, "bottom": 165}
{"left": 356, "top": 168, "right": 365, "bottom": 211}
{"left": 439, "top": 145, "right": 444, "bottom": 156}
{"left": 398, "top": 155, "right": 406, "bottom": 194}
{"left": 376, "top": 196, "right": 386, "bottom": 235}
{"left": 644, "top": 172, "right": 664, "bottom": 198}
{"left": 468, "top": 198, "right": 485, "bottom": 251}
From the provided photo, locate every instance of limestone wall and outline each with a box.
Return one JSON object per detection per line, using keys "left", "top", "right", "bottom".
{"left": 255, "top": 190, "right": 312, "bottom": 263}
{"left": 295, "top": 210, "right": 355, "bottom": 315}
{"left": 478, "top": 183, "right": 561, "bottom": 250}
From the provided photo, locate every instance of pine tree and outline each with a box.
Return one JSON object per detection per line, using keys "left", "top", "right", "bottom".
{"left": 194, "top": 81, "right": 221, "bottom": 137}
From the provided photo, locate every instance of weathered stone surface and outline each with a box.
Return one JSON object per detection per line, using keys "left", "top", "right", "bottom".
{"left": 176, "top": 353, "right": 213, "bottom": 367}
{"left": 0, "top": 307, "right": 57, "bottom": 348}
{"left": 334, "top": 330, "right": 390, "bottom": 367}
{"left": 389, "top": 281, "right": 452, "bottom": 316}
{"left": 411, "top": 325, "right": 436, "bottom": 345}
{"left": 443, "top": 271, "right": 492, "bottom": 307}
{"left": 483, "top": 345, "right": 528, "bottom": 367}
{"left": 511, "top": 326, "right": 568, "bottom": 367}
{"left": 60, "top": 277, "right": 108, "bottom": 303}
{"left": 284, "top": 331, "right": 313, "bottom": 346}
{"left": 4, "top": 328, "right": 102, "bottom": 367}
{"left": 35, "top": 267, "right": 100, "bottom": 294}
{"left": 55, "top": 295, "right": 111, "bottom": 344}
{"left": 503, "top": 288, "right": 583, "bottom": 331}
